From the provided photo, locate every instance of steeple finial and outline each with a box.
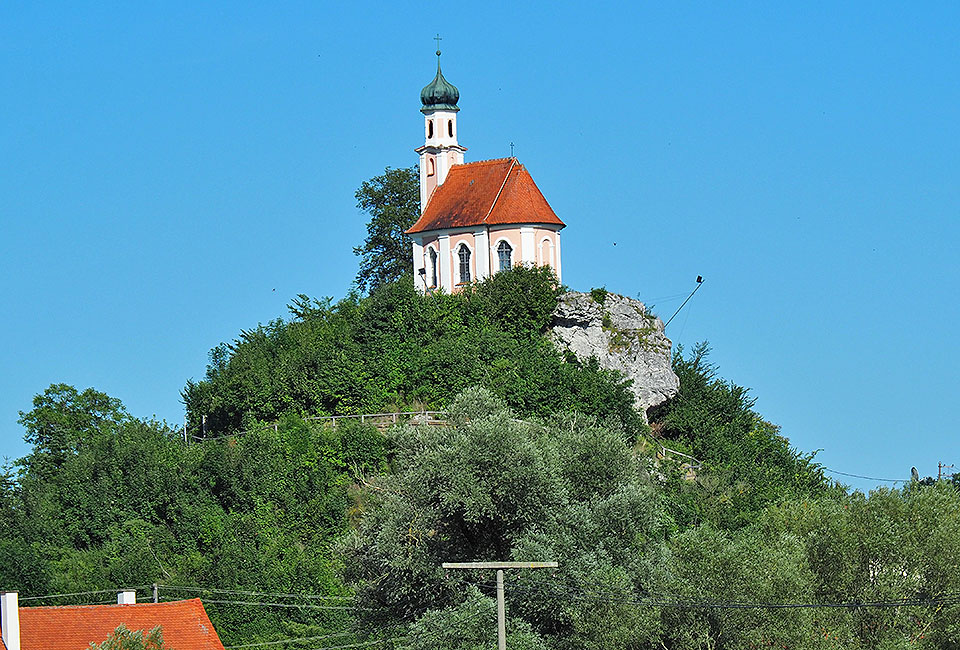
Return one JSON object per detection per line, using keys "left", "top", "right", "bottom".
{"left": 420, "top": 36, "right": 459, "bottom": 112}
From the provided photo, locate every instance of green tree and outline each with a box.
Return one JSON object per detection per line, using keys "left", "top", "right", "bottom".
{"left": 471, "top": 264, "right": 562, "bottom": 337}
{"left": 10, "top": 385, "right": 382, "bottom": 647}
{"left": 341, "top": 387, "right": 671, "bottom": 649}
{"left": 182, "top": 269, "right": 642, "bottom": 439}
{"left": 663, "top": 524, "right": 816, "bottom": 649}
{"left": 18, "top": 383, "right": 128, "bottom": 478}
{"left": 353, "top": 165, "right": 420, "bottom": 293}
{"left": 649, "top": 343, "right": 833, "bottom": 528}
{"left": 89, "top": 625, "right": 169, "bottom": 650}
{"left": 762, "top": 484, "right": 960, "bottom": 649}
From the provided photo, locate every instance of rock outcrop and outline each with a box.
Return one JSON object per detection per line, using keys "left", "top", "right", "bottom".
{"left": 549, "top": 291, "right": 679, "bottom": 416}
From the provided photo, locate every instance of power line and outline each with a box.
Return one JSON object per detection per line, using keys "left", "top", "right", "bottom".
{"left": 19, "top": 586, "right": 152, "bottom": 602}
{"left": 463, "top": 577, "right": 960, "bottom": 611}
{"left": 823, "top": 468, "right": 906, "bottom": 483}
{"left": 638, "top": 291, "right": 696, "bottom": 303}
{"left": 402, "top": 601, "right": 495, "bottom": 647}
{"left": 160, "top": 585, "right": 352, "bottom": 600}
{"left": 303, "top": 639, "right": 396, "bottom": 650}
{"left": 192, "top": 599, "right": 364, "bottom": 611}
{"left": 225, "top": 631, "right": 353, "bottom": 648}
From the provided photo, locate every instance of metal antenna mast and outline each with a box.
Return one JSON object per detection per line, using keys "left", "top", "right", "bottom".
{"left": 664, "top": 275, "right": 704, "bottom": 328}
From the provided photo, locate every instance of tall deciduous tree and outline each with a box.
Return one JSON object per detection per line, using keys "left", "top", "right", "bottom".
{"left": 341, "top": 387, "right": 671, "bottom": 649}
{"left": 353, "top": 165, "right": 420, "bottom": 293}
{"left": 17, "top": 383, "right": 127, "bottom": 478}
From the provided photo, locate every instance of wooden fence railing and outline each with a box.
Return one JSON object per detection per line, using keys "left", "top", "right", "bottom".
{"left": 191, "top": 411, "right": 702, "bottom": 472}
{"left": 192, "top": 411, "right": 448, "bottom": 441}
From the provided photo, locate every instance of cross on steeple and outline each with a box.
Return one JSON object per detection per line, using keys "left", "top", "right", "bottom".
{"left": 434, "top": 34, "right": 442, "bottom": 57}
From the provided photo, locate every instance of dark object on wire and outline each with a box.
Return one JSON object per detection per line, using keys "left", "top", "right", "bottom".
{"left": 665, "top": 276, "right": 704, "bottom": 329}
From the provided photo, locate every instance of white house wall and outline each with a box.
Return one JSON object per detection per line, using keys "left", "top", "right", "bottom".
{"left": 413, "top": 225, "right": 562, "bottom": 293}
{"left": 411, "top": 239, "right": 425, "bottom": 291}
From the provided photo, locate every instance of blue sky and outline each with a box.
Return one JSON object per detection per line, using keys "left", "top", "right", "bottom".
{"left": 1, "top": 2, "right": 957, "bottom": 490}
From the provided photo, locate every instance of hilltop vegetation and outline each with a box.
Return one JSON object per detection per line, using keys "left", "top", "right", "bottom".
{"left": 4, "top": 352, "right": 959, "bottom": 648}
{"left": 345, "top": 388, "right": 960, "bottom": 650}
{"left": 3, "top": 383, "right": 382, "bottom": 644}
{"left": 182, "top": 266, "right": 645, "bottom": 439}
{"left": 1, "top": 160, "right": 957, "bottom": 647}
{"left": 651, "top": 343, "right": 839, "bottom": 530}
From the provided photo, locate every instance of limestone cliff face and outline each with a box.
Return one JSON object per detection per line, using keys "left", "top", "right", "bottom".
{"left": 549, "top": 291, "right": 679, "bottom": 416}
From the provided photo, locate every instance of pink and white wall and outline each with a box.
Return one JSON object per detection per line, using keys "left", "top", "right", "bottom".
{"left": 412, "top": 225, "right": 561, "bottom": 293}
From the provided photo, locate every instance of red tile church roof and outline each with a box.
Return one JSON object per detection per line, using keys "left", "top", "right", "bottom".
{"left": 18, "top": 598, "right": 225, "bottom": 650}
{"left": 406, "top": 158, "right": 565, "bottom": 234}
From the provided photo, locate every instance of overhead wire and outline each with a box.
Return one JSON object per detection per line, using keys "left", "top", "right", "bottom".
{"left": 638, "top": 291, "right": 695, "bottom": 303}
{"left": 400, "top": 601, "right": 495, "bottom": 648}
{"left": 303, "top": 640, "right": 398, "bottom": 650}
{"left": 19, "top": 586, "right": 152, "bottom": 602}
{"left": 822, "top": 468, "right": 907, "bottom": 483}
{"left": 159, "top": 584, "right": 352, "bottom": 600}
{"left": 193, "top": 599, "right": 363, "bottom": 611}
{"left": 225, "top": 631, "right": 354, "bottom": 648}
{"left": 460, "top": 576, "right": 960, "bottom": 611}
{"left": 531, "top": 573, "right": 960, "bottom": 610}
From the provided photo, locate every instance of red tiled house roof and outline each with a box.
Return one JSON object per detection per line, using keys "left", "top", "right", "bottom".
{"left": 19, "top": 598, "right": 225, "bottom": 650}
{"left": 406, "top": 158, "right": 565, "bottom": 234}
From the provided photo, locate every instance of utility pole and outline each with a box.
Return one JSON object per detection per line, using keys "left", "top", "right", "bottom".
{"left": 442, "top": 561, "right": 558, "bottom": 650}
{"left": 939, "top": 462, "right": 956, "bottom": 481}
{"left": 152, "top": 583, "right": 158, "bottom": 604}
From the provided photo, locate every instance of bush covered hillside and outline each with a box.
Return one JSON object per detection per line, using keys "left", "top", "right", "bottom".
{"left": 182, "top": 266, "right": 645, "bottom": 439}
{"left": 4, "top": 268, "right": 959, "bottom": 649}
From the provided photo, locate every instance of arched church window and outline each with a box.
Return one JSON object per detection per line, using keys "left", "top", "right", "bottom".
{"left": 458, "top": 244, "right": 471, "bottom": 284}
{"left": 428, "top": 120, "right": 434, "bottom": 139}
{"left": 448, "top": 120, "right": 454, "bottom": 137}
{"left": 427, "top": 158, "right": 435, "bottom": 177}
{"left": 540, "top": 238, "right": 554, "bottom": 267}
{"left": 497, "top": 240, "right": 512, "bottom": 271}
{"left": 428, "top": 247, "right": 438, "bottom": 288}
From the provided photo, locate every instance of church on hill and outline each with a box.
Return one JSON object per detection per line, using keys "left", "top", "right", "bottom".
{"left": 406, "top": 50, "right": 565, "bottom": 294}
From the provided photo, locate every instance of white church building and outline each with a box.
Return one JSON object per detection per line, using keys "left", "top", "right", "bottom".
{"left": 406, "top": 50, "right": 565, "bottom": 293}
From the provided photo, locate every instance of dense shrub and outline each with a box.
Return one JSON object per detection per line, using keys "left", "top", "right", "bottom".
{"left": 183, "top": 267, "right": 643, "bottom": 438}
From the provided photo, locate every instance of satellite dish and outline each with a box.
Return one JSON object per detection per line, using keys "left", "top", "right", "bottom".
{"left": 911, "top": 467, "right": 920, "bottom": 482}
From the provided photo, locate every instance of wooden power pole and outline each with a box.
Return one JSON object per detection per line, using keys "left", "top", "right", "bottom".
{"left": 442, "top": 561, "right": 558, "bottom": 650}
{"left": 939, "top": 462, "right": 956, "bottom": 481}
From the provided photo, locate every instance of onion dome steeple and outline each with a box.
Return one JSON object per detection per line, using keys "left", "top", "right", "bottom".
{"left": 420, "top": 48, "right": 459, "bottom": 113}
{"left": 415, "top": 37, "right": 466, "bottom": 214}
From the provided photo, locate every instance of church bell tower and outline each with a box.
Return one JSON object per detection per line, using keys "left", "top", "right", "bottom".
{"left": 416, "top": 46, "right": 467, "bottom": 213}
